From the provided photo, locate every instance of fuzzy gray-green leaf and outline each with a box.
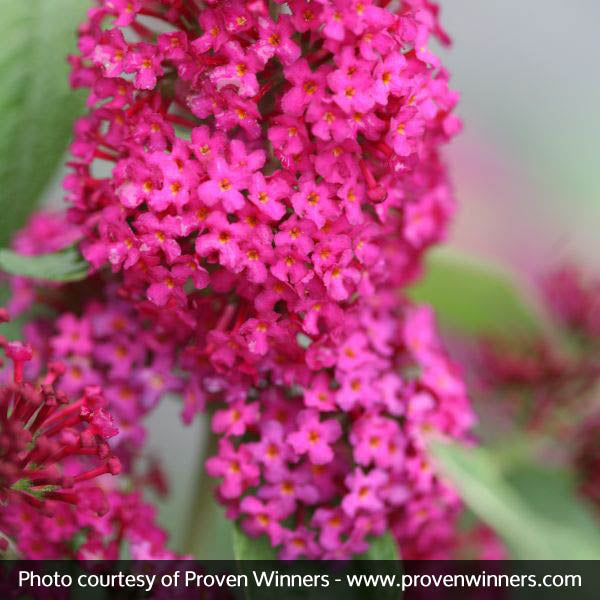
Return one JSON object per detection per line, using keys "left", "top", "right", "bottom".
{"left": 0, "top": 0, "right": 87, "bottom": 244}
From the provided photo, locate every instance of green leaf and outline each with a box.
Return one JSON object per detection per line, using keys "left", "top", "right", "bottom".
{"left": 232, "top": 523, "right": 278, "bottom": 561}
{"left": 431, "top": 439, "right": 600, "bottom": 559}
{"left": 232, "top": 524, "right": 401, "bottom": 562}
{"left": 0, "top": 246, "right": 88, "bottom": 281}
{"left": 183, "top": 420, "right": 235, "bottom": 560}
{"left": 354, "top": 533, "right": 402, "bottom": 600}
{"left": 232, "top": 525, "right": 403, "bottom": 600}
{"left": 407, "top": 248, "right": 542, "bottom": 339}
{"left": 356, "top": 532, "right": 400, "bottom": 561}
{"left": 0, "top": 0, "right": 88, "bottom": 244}
{"left": 232, "top": 525, "right": 279, "bottom": 600}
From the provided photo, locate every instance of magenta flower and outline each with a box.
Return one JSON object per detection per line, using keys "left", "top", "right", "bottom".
{"left": 249, "top": 421, "right": 294, "bottom": 475}
{"left": 372, "top": 52, "right": 408, "bottom": 105}
{"left": 92, "top": 29, "right": 128, "bottom": 78}
{"left": 110, "top": 0, "right": 142, "bottom": 26}
{"left": 255, "top": 16, "right": 301, "bottom": 66}
{"left": 123, "top": 42, "right": 163, "bottom": 90}
{"left": 291, "top": 178, "right": 339, "bottom": 229}
{"left": 51, "top": 313, "right": 94, "bottom": 357}
{"left": 303, "top": 374, "right": 337, "bottom": 412}
{"left": 248, "top": 172, "right": 289, "bottom": 221}
{"left": 195, "top": 211, "right": 243, "bottom": 271}
{"left": 210, "top": 41, "right": 262, "bottom": 97}
{"left": 350, "top": 414, "right": 403, "bottom": 469}
{"left": 280, "top": 526, "right": 320, "bottom": 560}
{"left": 386, "top": 107, "right": 426, "bottom": 157}
{"left": 157, "top": 32, "right": 188, "bottom": 62}
{"left": 268, "top": 115, "right": 310, "bottom": 160}
{"left": 194, "top": 11, "right": 228, "bottom": 54}
{"left": 327, "top": 47, "right": 376, "bottom": 114}
{"left": 198, "top": 157, "right": 248, "bottom": 212}
{"left": 212, "top": 400, "right": 260, "bottom": 437}
{"left": 306, "top": 102, "right": 352, "bottom": 142}
{"left": 260, "top": 466, "right": 319, "bottom": 509}
{"left": 136, "top": 213, "right": 182, "bottom": 263}
{"left": 336, "top": 366, "right": 379, "bottom": 411}
{"left": 281, "top": 60, "right": 328, "bottom": 117}
{"left": 205, "top": 439, "right": 259, "bottom": 499}
{"left": 312, "top": 507, "right": 352, "bottom": 551}
{"left": 239, "top": 496, "right": 288, "bottom": 545}
{"left": 288, "top": 409, "right": 342, "bottom": 465}
{"left": 342, "top": 468, "right": 388, "bottom": 517}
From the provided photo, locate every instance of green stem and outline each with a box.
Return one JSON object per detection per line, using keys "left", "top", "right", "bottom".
{"left": 183, "top": 415, "right": 234, "bottom": 559}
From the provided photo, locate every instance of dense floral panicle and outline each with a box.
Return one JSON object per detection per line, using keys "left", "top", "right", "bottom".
{"left": 0, "top": 315, "right": 122, "bottom": 548}
{"left": 54, "top": 0, "right": 471, "bottom": 558}
{"left": 66, "top": 0, "right": 459, "bottom": 321}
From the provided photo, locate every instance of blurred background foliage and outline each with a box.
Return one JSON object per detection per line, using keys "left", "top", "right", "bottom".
{"left": 0, "top": 0, "right": 88, "bottom": 245}
{"left": 0, "top": 0, "right": 599, "bottom": 559}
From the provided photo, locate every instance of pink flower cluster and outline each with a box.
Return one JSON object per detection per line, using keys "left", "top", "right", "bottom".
{"left": 3, "top": 0, "right": 471, "bottom": 559}
{"left": 0, "top": 310, "right": 113, "bottom": 555}
{"left": 6, "top": 212, "right": 473, "bottom": 558}
{"left": 542, "top": 266, "right": 600, "bottom": 338}
{"left": 24, "top": 299, "right": 185, "bottom": 452}
{"left": 7, "top": 217, "right": 183, "bottom": 459}
{"left": 0, "top": 285, "right": 179, "bottom": 559}
{"left": 472, "top": 265, "right": 600, "bottom": 524}
{"left": 2, "top": 484, "right": 178, "bottom": 560}
{"left": 68, "top": 0, "right": 460, "bottom": 312}
{"left": 207, "top": 298, "right": 472, "bottom": 558}
{"left": 0, "top": 312, "right": 121, "bottom": 515}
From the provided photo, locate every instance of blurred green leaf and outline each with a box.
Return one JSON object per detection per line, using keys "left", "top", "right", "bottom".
{"left": 232, "top": 525, "right": 403, "bottom": 600}
{"left": 431, "top": 440, "right": 600, "bottom": 559}
{"left": 0, "top": 0, "right": 87, "bottom": 244}
{"left": 183, "top": 421, "right": 235, "bottom": 560}
{"left": 0, "top": 284, "right": 22, "bottom": 341}
{"left": 0, "top": 246, "right": 88, "bottom": 281}
{"left": 408, "top": 248, "right": 542, "bottom": 339}
{"left": 356, "top": 532, "right": 400, "bottom": 561}
{"left": 232, "top": 524, "right": 278, "bottom": 561}
{"left": 232, "top": 524, "right": 400, "bottom": 562}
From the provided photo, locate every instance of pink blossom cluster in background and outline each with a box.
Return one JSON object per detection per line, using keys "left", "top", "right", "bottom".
{"left": 1, "top": 220, "right": 185, "bottom": 559}
{"left": 470, "top": 265, "right": 600, "bottom": 522}
{"left": 0, "top": 310, "right": 177, "bottom": 560}
{"left": 1, "top": 0, "right": 474, "bottom": 559}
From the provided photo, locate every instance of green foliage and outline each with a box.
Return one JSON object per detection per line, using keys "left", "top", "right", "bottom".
{"left": 184, "top": 439, "right": 235, "bottom": 560}
{"left": 356, "top": 532, "right": 400, "bottom": 561}
{"left": 232, "top": 525, "right": 402, "bottom": 600}
{"left": 431, "top": 439, "right": 600, "bottom": 559}
{"left": 0, "top": 0, "right": 87, "bottom": 245}
{"left": 232, "top": 524, "right": 278, "bottom": 561}
{"left": 408, "top": 248, "right": 542, "bottom": 339}
{"left": 0, "top": 246, "right": 88, "bottom": 281}
{"left": 232, "top": 524, "right": 400, "bottom": 562}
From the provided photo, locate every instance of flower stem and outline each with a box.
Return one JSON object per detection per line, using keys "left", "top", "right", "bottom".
{"left": 183, "top": 415, "right": 234, "bottom": 559}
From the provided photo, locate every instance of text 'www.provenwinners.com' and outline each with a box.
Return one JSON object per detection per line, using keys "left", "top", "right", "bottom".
{"left": 18, "top": 569, "right": 583, "bottom": 593}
